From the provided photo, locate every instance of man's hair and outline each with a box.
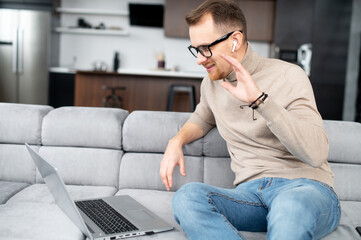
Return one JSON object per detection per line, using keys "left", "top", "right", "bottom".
{"left": 185, "top": 0, "right": 247, "bottom": 42}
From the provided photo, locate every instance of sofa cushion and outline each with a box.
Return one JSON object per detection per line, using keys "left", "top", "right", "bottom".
{"left": 239, "top": 225, "right": 361, "bottom": 240}
{"left": 114, "top": 190, "right": 361, "bottom": 240}
{"left": 38, "top": 146, "right": 123, "bottom": 187}
{"left": 338, "top": 201, "right": 361, "bottom": 225}
{"left": 203, "top": 157, "right": 235, "bottom": 189}
{"left": 118, "top": 153, "right": 203, "bottom": 191}
{"left": 0, "top": 181, "right": 30, "bottom": 204}
{"left": 123, "top": 111, "right": 202, "bottom": 156}
{"left": 320, "top": 201, "right": 361, "bottom": 239}
{"left": 203, "top": 127, "right": 229, "bottom": 157}
{"left": 115, "top": 188, "right": 187, "bottom": 240}
{"left": 6, "top": 184, "right": 117, "bottom": 205}
{"left": 0, "top": 103, "right": 53, "bottom": 145}
{"left": 324, "top": 120, "right": 361, "bottom": 164}
{"left": 0, "top": 202, "right": 83, "bottom": 240}
{"left": 0, "top": 144, "right": 38, "bottom": 183}
{"left": 42, "top": 107, "right": 128, "bottom": 149}
{"left": 330, "top": 162, "right": 361, "bottom": 201}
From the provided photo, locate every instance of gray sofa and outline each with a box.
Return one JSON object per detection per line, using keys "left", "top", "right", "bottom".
{"left": 0, "top": 102, "right": 360, "bottom": 240}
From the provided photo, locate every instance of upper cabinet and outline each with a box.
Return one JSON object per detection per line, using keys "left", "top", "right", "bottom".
{"left": 164, "top": 0, "right": 204, "bottom": 39}
{"left": 164, "top": 0, "right": 275, "bottom": 42}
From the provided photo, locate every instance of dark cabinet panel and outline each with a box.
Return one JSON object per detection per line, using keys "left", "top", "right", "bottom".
{"left": 239, "top": 0, "right": 275, "bottom": 42}
{"left": 274, "top": 0, "right": 314, "bottom": 48}
{"left": 48, "top": 72, "right": 75, "bottom": 108}
{"left": 274, "top": 0, "right": 352, "bottom": 120}
{"left": 164, "top": 0, "right": 204, "bottom": 38}
{"left": 164, "top": 0, "right": 275, "bottom": 42}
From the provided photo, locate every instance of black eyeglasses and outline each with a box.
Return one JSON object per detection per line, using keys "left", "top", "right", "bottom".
{"left": 188, "top": 30, "right": 242, "bottom": 58}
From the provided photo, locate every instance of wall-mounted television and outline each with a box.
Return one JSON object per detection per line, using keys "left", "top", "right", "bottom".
{"left": 129, "top": 3, "right": 164, "bottom": 28}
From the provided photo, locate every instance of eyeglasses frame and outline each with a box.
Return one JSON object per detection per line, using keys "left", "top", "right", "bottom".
{"left": 188, "top": 30, "right": 243, "bottom": 58}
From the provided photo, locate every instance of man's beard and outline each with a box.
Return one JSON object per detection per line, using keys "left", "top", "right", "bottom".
{"left": 208, "top": 68, "right": 228, "bottom": 81}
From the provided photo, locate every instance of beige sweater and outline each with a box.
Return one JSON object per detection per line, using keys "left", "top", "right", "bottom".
{"left": 188, "top": 44, "right": 334, "bottom": 187}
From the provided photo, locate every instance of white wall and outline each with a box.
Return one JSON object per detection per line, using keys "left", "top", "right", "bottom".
{"left": 58, "top": 0, "right": 271, "bottom": 72}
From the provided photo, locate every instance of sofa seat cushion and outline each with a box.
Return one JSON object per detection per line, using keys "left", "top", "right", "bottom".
{"left": 338, "top": 201, "right": 361, "bottom": 225}
{"left": 7, "top": 184, "right": 117, "bottom": 204}
{"left": 224, "top": 201, "right": 361, "bottom": 239}
{"left": 0, "top": 181, "right": 30, "bottom": 204}
{"left": 0, "top": 202, "right": 83, "bottom": 240}
{"left": 115, "top": 189, "right": 187, "bottom": 240}
{"left": 112, "top": 191, "right": 361, "bottom": 240}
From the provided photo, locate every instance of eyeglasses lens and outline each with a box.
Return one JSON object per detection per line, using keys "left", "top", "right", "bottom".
{"left": 189, "top": 46, "right": 211, "bottom": 58}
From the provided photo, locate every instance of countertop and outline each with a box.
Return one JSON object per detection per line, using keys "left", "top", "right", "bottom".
{"left": 49, "top": 67, "right": 205, "bottom": 79}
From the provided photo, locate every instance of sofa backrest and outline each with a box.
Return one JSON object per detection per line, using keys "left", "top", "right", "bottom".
{"left": 1, "top": 103, "right": 360, "bottom": 201}
{"left": 0, "top": 103, "right": 53, "bottom": 183}
{"left": 120, "top": 111, "right": 204, "bottom": 191}
{"left": 324, "top": 120, "right": 361, "bottom": 201}
{"left": 120, "top": 111, "right": 235, "bottom": 191}
{"left": 39, "top": 107, "right": 129, "bottom": 188}
{"left": 121, "top": 111, "right": 361, "bottom": 200}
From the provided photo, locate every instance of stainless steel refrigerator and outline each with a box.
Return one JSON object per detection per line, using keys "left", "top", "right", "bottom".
{"left": 0, "top": 9, "right": 50, "bottom": 104}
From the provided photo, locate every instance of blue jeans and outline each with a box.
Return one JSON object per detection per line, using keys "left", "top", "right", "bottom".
{"left": 172, "top": 178, "right": 341, "bottom": 240}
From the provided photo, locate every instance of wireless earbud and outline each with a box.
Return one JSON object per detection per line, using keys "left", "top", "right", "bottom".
{"left": 232, "top": 40, "right": 237, "bottom": 53}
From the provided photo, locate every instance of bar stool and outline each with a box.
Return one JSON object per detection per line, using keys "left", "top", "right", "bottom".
{"left": 167, "top": 84, "right": 196, "bottom": 112}
{"left": 102, "top": 86, "right": 126, "bottom": 108}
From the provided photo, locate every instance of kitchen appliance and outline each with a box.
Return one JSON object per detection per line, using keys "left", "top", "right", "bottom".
{"left": 0, "top": 9, "right": 50, "bottom": 104}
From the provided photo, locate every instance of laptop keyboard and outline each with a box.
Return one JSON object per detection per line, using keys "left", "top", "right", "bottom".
{"left": 76, "top": 199, "right": 139, "bottom": 234}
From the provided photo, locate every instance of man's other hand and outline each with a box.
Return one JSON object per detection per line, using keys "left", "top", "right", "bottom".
{"left": 160, "top": 140, "right": 186, "bottom": 191}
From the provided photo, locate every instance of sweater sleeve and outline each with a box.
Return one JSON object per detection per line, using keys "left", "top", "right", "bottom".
{"left": 187, "top": 78, "right": 216, "bottom": 135}
{"left": 256, "top": 65, "right": 329, "bottom": 168}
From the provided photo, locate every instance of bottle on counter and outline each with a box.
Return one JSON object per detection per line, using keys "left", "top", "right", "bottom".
{"left": 113, "top": 52, "right": 120, "bottom": 72}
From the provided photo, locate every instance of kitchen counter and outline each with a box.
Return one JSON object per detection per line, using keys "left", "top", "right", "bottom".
{"left": 49, "top": 67, "right": 205, "bottom": 79}
{"left": 73, "top": 68, "right": 203, "bottom": 112}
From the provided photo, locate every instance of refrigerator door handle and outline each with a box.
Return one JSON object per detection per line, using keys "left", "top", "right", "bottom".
{"left": 18, "top": 28, "right": 24, "bottom": 74}
{"left": 12, "top": 28, "right": 18, "bottom": 73}
{"left": 0, "top": 41, "right": 12, "bottom": 45}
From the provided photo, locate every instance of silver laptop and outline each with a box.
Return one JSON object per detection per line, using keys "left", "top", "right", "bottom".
{"left": 25, "top": 143, "right": 173, "bottom": 240}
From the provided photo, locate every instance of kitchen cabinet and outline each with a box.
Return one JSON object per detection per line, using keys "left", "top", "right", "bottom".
{"left": 164, "top": 0, "right": 275, "bottom": 42}
{"left": 74, "top": 71, "right": 202, "bottom": 112}
{"left": 164, "top": 0, "right": 204, "bottom": 38}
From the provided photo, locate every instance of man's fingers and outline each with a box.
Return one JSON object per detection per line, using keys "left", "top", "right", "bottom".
{"left": 220, "top": 53, "right": 246, "bottom": 74}
{"left": 179, "top": 157, "right": 186, "bottom": 176}
{"left": 160, "top": 150, "right": 187, "bottom": 191}
{"left": 160, "top": 167, "right": 170, "bottom": 191}
{"left": 166, "top": 166, "right": 175, "bottom": 190}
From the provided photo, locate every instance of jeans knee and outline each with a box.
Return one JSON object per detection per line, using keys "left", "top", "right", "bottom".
{"left": 173, "top": 183, "right": 203, "bottom": 209}
{"left": 172, "top": 182, "right": 210, "bottom": 222}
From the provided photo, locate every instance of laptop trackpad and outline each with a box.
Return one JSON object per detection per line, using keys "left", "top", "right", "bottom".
{"left": 128, "top": 209, "right": 155, "bottom": 221}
